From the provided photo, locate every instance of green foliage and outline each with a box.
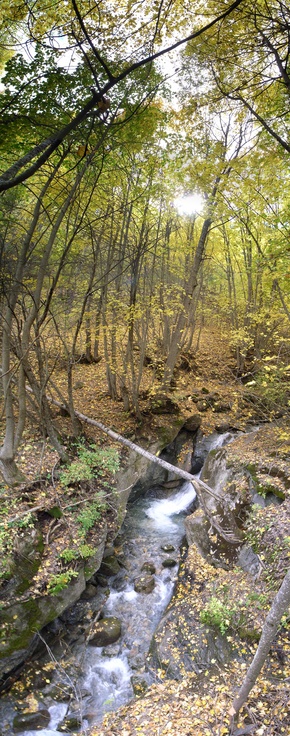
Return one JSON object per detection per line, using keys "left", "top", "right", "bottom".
{"left": 47, "top": 570, "right": 78, "bottom": 596}
{"left": 76, "top": 493, "right": 107, "bottom": 534}
{"left": 252, "top": 361, "right": 290, "bottom": 410}
{"left": 200, "top": 596, "right": 234, "bottom": 634}
{"left": 246, "top": 592, "right": 268, "bottom": 609}
{"left": 0, "top": 45, "right": 96, "bottom": 152}
{"left": 59, "top": 443, "right": 119, "bottom": 487}
{"left": 59, "top": 543, "right": 95, "bottom": 563}
{"left": 59, "top": 548, "right": 78, "bottom": 563}
{"left": 78, "top": 543, "right": 96, "bottom": 558}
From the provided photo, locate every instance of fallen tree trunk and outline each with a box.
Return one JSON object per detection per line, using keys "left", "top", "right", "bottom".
{"left": 44, "top": 394, "right": 242, "bottom": 544}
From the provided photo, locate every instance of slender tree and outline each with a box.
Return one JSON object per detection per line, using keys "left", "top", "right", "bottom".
{"left": 230, "top": 568, "right": 290, "bottom": 724}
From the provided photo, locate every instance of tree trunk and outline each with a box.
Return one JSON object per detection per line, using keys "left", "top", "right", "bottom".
{"left": 0, "top": 457, "right": 27, "bottom": 485}
{"left": 162, "top": 217, "right": 212, "bottom": 387}
{"left": 230, "top": 568, "right": 290, "bottom": 723}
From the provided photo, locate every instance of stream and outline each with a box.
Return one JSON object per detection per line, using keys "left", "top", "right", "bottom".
{"left": 1, "top": 431, "right": 234, "bottom": 735}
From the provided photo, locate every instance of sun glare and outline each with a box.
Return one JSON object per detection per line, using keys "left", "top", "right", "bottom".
{"left": 174, "top": 193, "right": 204, "bottom": 216}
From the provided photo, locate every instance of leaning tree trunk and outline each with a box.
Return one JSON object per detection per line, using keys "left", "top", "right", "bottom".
{"left": 230, "top": 568, "right": 290, "bottom": 725}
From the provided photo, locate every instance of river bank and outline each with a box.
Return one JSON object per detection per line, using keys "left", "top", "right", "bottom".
{"left": 1, "top": 328, "right": 289, "bottom": 734}
{"left": 90, "top": 422, "right": 290, "bottom": 736}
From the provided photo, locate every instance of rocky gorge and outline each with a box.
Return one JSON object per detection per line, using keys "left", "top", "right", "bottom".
{"left": 0, "top": 412, "right": 290, "bottom": 735}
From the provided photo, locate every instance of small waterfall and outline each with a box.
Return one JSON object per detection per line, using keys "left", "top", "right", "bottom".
{"left": 145, "top": 480, "right": 196, "bottom": 529}
{"left": 1, "top": 430, "right": 234, "bottom": 735}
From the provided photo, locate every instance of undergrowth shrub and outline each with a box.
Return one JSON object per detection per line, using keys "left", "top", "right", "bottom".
{"left": 59, "top": 442, "right": 119, "bottom": 487}
{"left": 200, "top": 596, "right": 235, "bottom": 634}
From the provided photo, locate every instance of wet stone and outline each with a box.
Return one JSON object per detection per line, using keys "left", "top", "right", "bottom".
{"left": 141, "top": 561, "right": 156, "bottom": 574}
{"left": 162, "top": 558, "right": 177, "bottom": 568}
{"left": 99, "top": 555, "right": 120, "bottom": 576}
{"left": 191, "top": 456, "right": 204, "bottom": 474}
{"left": 88, "top": 616, "right": 121, "bottom": 646}
{"left": 128, "top": 651, "right": 144, "bottom": 670}
{"left": 80, "top": 583, "right": 98, "bottom": 600}
{"left": 161, "top": 544, "right": 175, "bottom": 553}
{"left": 45, "top": 683, "right": 73, "bottom": 701}
{"left": 57, "top": 713, "right": 82, "bottom": 732}
{"left": 131, "top": 674, "right": 149, "bottom": 695}
{"left": 94, "top": 573, "right": 109, "bottom": 587}
{"left": 102, "top": 643, "right": 121, "bottom": 657}
{"left": 134, "top": 574, "right": 155, "bottom": 594}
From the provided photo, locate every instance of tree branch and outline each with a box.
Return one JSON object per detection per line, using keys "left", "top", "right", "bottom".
{"left": 0, "top": 0, "right": 243, "bottom": 191}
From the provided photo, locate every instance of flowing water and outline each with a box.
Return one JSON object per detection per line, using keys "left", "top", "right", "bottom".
{"left": 1, "top": 431, "right": 234, "bottom": 735}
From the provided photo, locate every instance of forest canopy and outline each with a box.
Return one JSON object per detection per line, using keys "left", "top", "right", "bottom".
{"left": 0, "top": 0, "right": 289, "bottom": 483}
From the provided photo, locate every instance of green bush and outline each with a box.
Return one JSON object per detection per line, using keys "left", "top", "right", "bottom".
{"left": 59, "top": 443, "right": 119, "bottom": 487}
{"left": 76, "top": 492, "right": 107, "bottom": 534}
{"left": 59, "top": 543, "right": 95, "bottom": 563}
{"left": 200, "top": 596, "right": 234, "bottom": 634}
{"left": 47, "top": 570, "right": 78, "bottom": 596}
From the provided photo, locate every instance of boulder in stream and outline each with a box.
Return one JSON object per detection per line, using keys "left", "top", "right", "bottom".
{"left": 141, "top": 561, "right": 156, "bottom": 574}
{"left": 134, "top": 574, "right": 155, "bottom": 594}
{"left": 162, "top": 558, "right": 177, "bottom": 568}
{"left": 58, "top": 713, "right": 82, "bottom": 732}
{"left": 88, "top": 616, "right": 121, "bottom": 646}
{"left": 161, "top": 544, "right": 175, "bottom": 552}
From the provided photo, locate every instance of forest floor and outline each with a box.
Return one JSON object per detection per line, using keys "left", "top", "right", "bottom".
{"left": 1, "top": 326, "right": 290, "bottom": 735}
{"left": 2, "top": 325, "right": 280, "bottom": 484}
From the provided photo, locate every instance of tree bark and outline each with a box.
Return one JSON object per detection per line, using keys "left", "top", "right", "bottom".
{"left": 230, "top": 568, "right": 290, "bottom": 723}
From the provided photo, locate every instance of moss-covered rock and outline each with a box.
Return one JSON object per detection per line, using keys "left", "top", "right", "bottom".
{"left": 162, "top": 558, "right": 177, "bottom": 568}
{"left": 0, "top": 527, "right": 107, "bottom": 683}
{"left": 88, "top": 616, "right": 121, "bottom": 646}
{"left": 134, "top": 574, "right": 155, "bottom": 594}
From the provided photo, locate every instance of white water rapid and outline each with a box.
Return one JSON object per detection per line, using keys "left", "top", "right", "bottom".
{"left": 0, "top": 430, "right": 235, "bottom": 735}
